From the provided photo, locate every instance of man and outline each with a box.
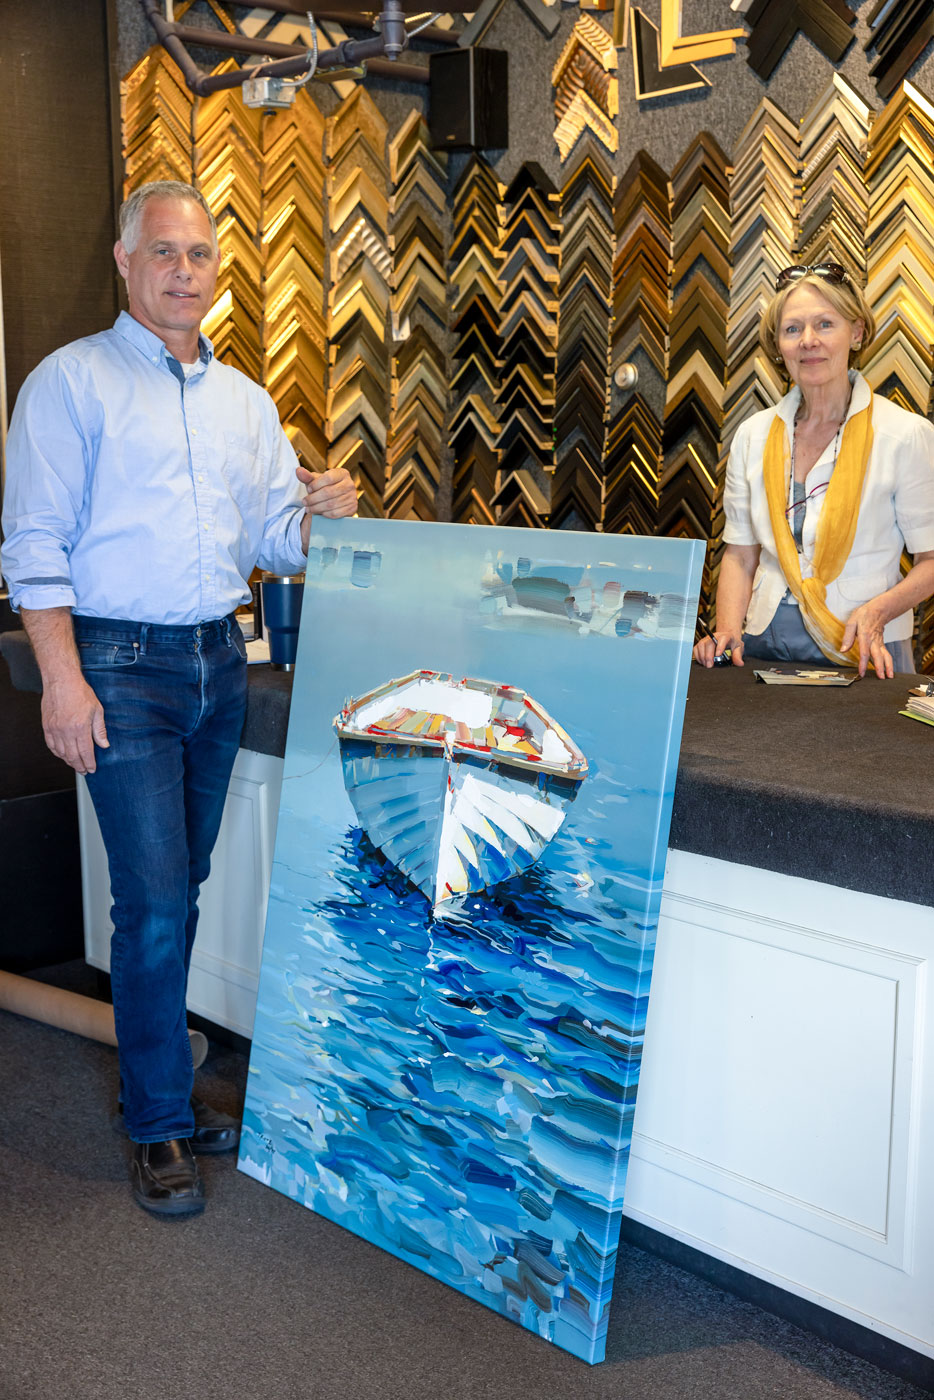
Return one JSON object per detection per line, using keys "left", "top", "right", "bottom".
{"left": 1, "top": 181, "right": 357, "bottom": 1218}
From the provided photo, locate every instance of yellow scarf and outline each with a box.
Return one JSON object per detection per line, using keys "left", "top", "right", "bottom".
{"left": 762, "top": 387, "right": 874, "bottom": 665}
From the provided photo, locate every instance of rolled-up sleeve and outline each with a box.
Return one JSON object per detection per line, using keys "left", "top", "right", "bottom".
{"left": 721, "top": 421, "right": 759, "bottom": 547}
{"left": 253, "top": 405, "right": 307, "bottom": 576}
{"left": 1, "top": 357, "right": 93, "bottom": 611}
{"left": 894, "top": 415, "right": 934, "bottom": 555}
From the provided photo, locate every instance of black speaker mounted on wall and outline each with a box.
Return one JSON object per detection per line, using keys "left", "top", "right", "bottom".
{"left": 428, "top": 47, "right": 509, "bottom": 152}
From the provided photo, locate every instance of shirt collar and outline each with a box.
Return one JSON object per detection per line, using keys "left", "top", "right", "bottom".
{"left": 776, "top": 369, "right": 869, "bottom": 430}
{"left": 113, "top": 310, "right": 215, "bottom": 372}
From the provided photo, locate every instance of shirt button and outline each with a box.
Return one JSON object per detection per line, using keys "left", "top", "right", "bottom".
{"left": 198, "top": 475, "right": 204, "bottom": 483}
{"left": 192, "top": 429, "right": 198, "bottom": 436}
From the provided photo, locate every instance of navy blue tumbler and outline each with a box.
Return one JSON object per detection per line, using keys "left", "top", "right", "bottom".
{"left": 260, "top": 573, "right": 305, "bottom": 671}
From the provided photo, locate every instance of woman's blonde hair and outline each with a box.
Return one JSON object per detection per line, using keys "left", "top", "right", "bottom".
{"left": 761, "top": 271, "right": 876, "bottom": 370}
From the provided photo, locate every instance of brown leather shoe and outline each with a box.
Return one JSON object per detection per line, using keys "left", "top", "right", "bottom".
{"left": 131, "top": 1138, "right": 205, "bottom": 1218}
{"left": 114, "top": 1097, "right": 240, "bottom": 1155}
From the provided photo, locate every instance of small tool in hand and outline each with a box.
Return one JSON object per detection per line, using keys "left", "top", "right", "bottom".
{"left": 696, "top": 617, "right": 732, "bottom": 667}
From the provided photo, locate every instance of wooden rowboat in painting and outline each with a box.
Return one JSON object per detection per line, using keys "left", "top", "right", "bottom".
{"left": 334, "top": 669, "right": 589, "bottom": 910}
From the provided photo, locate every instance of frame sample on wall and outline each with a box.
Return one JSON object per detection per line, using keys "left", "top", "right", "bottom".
{"left": 239, "top": 517, "right": 703, "bottom": 1364}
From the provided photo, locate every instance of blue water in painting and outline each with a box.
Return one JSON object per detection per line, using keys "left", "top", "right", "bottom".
{"left": 239, "top": 519, "right": 703, "bottom": 1365}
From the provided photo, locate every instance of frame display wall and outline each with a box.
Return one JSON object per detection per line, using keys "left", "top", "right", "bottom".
{"left": 120, "top": 5, "right": 934, "bottom": 670}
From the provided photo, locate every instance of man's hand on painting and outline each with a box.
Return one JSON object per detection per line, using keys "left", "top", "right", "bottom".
{"left": 298, "top": 465, "right": 357, "bottom": 554}
{"left": 297, "top": 465, "right": 357, "bottom": 519}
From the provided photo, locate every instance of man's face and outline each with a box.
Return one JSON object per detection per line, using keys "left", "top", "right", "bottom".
{"left": 114, "top": 197, "right": 220, "bottom": 351}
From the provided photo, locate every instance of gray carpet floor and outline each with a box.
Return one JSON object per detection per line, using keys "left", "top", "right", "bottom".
{"left": 1, "top": 964, "right": 930, "bottom": 1400}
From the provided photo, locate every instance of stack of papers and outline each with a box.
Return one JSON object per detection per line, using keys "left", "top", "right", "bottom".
{"left": 900, "top": 684, "right": 934, "bottom": 728}
{"left": 753, "top": 668, "right": 858, "bottom": 686}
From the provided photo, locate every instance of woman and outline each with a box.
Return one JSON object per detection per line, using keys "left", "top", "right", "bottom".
{"left": 694, "top": 263, "right": 934, "bottom": 677}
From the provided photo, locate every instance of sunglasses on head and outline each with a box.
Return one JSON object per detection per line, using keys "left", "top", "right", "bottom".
{"left": 775, "top": 262, "right": 850, "bottom": 290}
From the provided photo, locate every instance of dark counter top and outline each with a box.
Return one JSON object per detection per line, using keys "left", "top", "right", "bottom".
{"left": 242, "top": 660, "right": 934, "bottom": 909}
{"left": 240, "top": 664, "right": 293, "bottom": 757}
{"left": 670, "top": 664, "right": 933, "bottom": 907}
{"left": 5, "top": 625, "right": 930, "bottom": 908}
{"left": 0, "top": 629, "right": 296, "bottom": 759}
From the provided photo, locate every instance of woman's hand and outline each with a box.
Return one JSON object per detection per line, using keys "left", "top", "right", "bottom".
{"left": 841, "top": 600, "right": 893, "bottom": 679}
{"left": 840, "top": 552, "right": 934, "bottom": 679}
{"left": 693, "top": 629, "right": 745, "bottom": 668}
{"left": 694, "top": 545, "right": 760, "bottom": 669}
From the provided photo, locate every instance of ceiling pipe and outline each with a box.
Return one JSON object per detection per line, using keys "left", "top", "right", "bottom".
{"left": 159, "top": 22, "right": 430, "bottom": 84}
{"left": 140, "top": 0, "right": 430, "bottom": 95}
{"left": 226, "top": 1, "right": 459, "bottom": 44}
{"left": 141, "top": 0, "right": 206, "bottom": 92}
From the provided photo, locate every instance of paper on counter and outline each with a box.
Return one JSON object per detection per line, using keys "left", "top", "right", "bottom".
{"left": 753, "top": 668, "right": 859, "bottom": 686}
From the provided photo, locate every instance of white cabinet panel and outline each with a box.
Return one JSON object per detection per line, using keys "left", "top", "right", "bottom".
{"left": 626, "top": 850, "right": 933, "bottom": 1359}
{"left": 634, "top": 908, "right": 911, "bottom": 1245}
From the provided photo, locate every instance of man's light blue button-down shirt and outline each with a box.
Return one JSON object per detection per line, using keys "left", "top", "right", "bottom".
{"left": 1, "top": 311, "right": 307, "bottom": 625}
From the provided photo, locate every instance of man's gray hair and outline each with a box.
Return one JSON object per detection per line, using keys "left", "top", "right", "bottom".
{"left": 119, "top": 181, "right": 219, "bottom": 255}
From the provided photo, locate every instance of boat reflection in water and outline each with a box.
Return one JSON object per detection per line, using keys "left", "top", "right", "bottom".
{"left": 334, "top": 669, "right": 589, "bottom": 911}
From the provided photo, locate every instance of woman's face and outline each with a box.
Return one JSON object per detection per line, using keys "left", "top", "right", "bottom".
{"left": 776, "top": 284, "right": 864, "bottom": 392}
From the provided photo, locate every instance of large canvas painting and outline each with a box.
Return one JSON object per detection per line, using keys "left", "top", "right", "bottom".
{"left": 239, "top": 518, "right": 704, "bottom": 1364}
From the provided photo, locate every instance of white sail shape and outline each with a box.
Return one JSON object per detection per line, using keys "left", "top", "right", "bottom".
{"left": 433, "top": 768, "right": 568, "bottom": 907}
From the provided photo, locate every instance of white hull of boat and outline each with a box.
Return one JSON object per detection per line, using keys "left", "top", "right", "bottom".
{"left": 337, "top": 741, "right": 581, "bottom": 910}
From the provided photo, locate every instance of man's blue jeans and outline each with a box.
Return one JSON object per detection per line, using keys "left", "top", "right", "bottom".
{"left": 75, "top": 614, "right": 248, "bottom": 1143}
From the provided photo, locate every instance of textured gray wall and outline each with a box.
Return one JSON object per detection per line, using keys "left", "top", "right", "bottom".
{"left": 113, "top": 1, "right": 934, "bottom": 179}
{"left": 113, "top": 0, "right": 152, "bottom": 78}
{"left": 474, "top": 0, "right": 934, "bottom": 184}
